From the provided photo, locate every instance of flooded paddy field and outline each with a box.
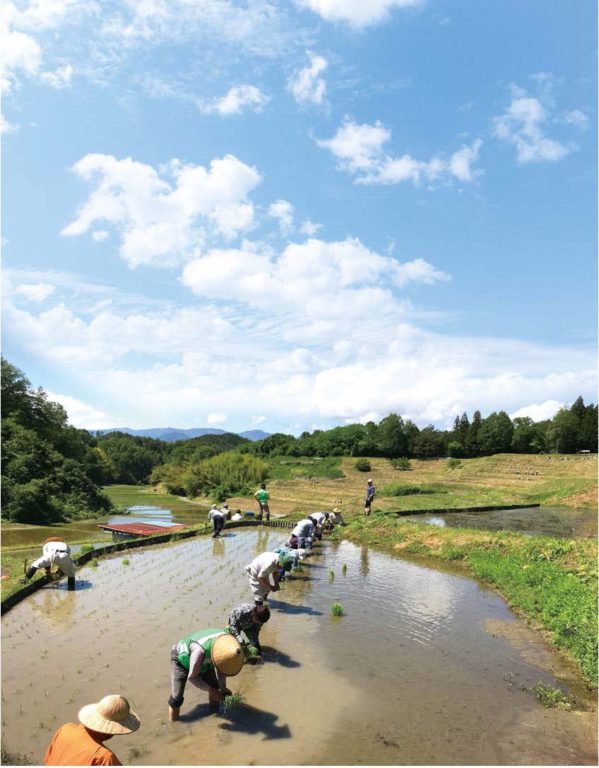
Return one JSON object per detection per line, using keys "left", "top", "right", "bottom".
{"left": 2, "top": 529, "right": 596, "bottom": 765}
{"left": 402, "top": 505, "right": 597, "bottom": 539}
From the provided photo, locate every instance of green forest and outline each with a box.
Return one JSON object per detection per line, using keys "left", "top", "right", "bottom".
{"left": 2, "top": 357, "right": 597, "bottom": 523}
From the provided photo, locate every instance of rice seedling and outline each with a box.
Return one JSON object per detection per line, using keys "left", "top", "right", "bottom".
{"left": 342, "top": 563, "right": 347, "bottom": 575}
{"left": 331, "top": 602, "right": 344, "bottom": 617}
{"left": 328, "top": 569, "right": 335, "bottom": 581}
{"left": 122, "top": 558, "right": 130, "bottom": 566}
{"left": 223, "top": 693, "right": 245, "bottom": 711}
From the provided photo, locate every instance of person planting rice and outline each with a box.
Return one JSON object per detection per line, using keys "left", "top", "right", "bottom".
{"left": 168, "top": 629, "right": 244, "bottom": 721}
{"left": 309, "top": 511, "right": 328, "bottom": 540}
{"left": 228, "top": 602, "right": 271, "bottom": 659}
{"left": 287, "top": 516, "right": 317, "bottom": 550}
{"left": 245, "top": 551, "right": 294, "bottom": 604}
{"left": 207, "top": 504, "right": 225, "bottom": 538}
{"left": 21, "top": 537, "right": 76, "bottom": 590}
{"left": 44, "top": 694, "right": 140, "bottom": 766}
{"left": 274, "top": 544, "right": 305, "bottom": 570}
{"left": 254, "top": 483, "right": 270, "bottom": 521}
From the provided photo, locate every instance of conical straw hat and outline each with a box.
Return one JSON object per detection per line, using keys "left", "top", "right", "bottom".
{"left": 212, "top": 634, "right": 243, "bottom": 676}
{"left": 78, "top": 695, "right": 140, "bottom": 735}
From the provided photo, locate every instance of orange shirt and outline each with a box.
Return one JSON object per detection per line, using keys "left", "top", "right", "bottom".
{"left": 44, "top": 723, "right": 122, "bottom": 766}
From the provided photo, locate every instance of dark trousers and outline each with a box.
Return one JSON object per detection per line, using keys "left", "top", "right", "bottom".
{"left": 212, "top": 516, "right": 224, "bottom": 537}
{"left": 168, "top": 649, "right": 218, "bottom": 708}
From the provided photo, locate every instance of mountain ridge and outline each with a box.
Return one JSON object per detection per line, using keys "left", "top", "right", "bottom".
{"left": 96, "top": 427, "right": 271, "bottom": 442}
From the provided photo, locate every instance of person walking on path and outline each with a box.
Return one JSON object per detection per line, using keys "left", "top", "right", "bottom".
{"left": 245, "top": 551, "right": 294, "bottom": 604}
{"left": 364, "top": 479, "right": 375, "bottom": 516}
{"left": 168, "top": 629, "right": 244, "bottom": 721}
{"left": 254, "top": 483, "right": 270, "bottom": 521}
{"left": 228, "top": 602, "right": 271, "bottom": 659}
{"left": 207, "top": 504, "right": 225, "bottom": 538}
{"left": 22, "top": 537, "right": 76, "bottom": 590}
{"left": 44, "top": 695, "right": 140, "bottom": 766}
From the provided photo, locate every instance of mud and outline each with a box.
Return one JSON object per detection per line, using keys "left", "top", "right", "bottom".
{"left": 1, "top": 530, "right": 596, "bottom": 765}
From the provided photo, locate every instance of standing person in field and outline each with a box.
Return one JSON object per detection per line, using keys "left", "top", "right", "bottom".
{"left": 44, "top": 694, "right": 140, "bottom": 766}
{"left": 168, "top": 629, "right": 244, "bottom": 721}
{"left": 254, "top": 483, "right": 270, "bottom": 521}
{"left": 364, "top": 479, "right": 375, "bottom": 516}
{"left": 207, "top": 504, "right": 225, "bottom": 538}
{"left": 22, "top": 537, "right": 76, "bottom": 590}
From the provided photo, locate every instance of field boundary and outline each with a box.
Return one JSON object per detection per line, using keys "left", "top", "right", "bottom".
{"left": 396, "top": 503, "right": 541, "bottom": 516}
{"left": 1, "top": 519, "right": 295, "bottom": 614}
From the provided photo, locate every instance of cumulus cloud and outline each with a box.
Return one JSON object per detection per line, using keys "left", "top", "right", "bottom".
{"left": 295, "top": 0, "right": 422, "bottom": 28}
{"left": 62, "top": 153, "right": 261, "bottom": 267}
{"left": 559, "top": 109, "right": 589, "bottom": 129}
{"left": 268, "top": 199, "right": 294, "bottom": 234}
{"left": 46, "top": 391, "right": 114, "bottom": 430}
{"left": 198, "top": 84, "right": 269, "bottom": 115}
{"left": 1, "top": 113, "right": 18, "bottom": 133}
{"left": 207, "top": 412, "right": 227, "bottom": 425}
{"left": 14, "top": 282, "right": 56, "bottom": 302}
{"left": 39, "top": 63, "right": 73, "bottom": 88}
{"left": 492, "top": 84, "right": 574, "bottom": 164}
{"left": 510, "top": 400, "right": 563, "bottom": 422}
{"left": 318, "top": 119, "right": 482, "bottom": 186}
{"left": 300, "top": 219, "right": 321, "bottom": 236}
{"left": 3, "top": 264, "right": 595, "bottom": 432}
{"left": 288, "top": 51, "right": 328, "bottom": 105}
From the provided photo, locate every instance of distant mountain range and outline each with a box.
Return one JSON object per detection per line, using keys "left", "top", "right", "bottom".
{"left": 97, "top": 427, "right": 271, "bottom": 442}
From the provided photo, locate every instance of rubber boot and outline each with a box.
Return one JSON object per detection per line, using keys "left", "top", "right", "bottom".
{"left": 67, "top": 577, "right": 76, "bottom": 591}
{"left": 168, "top": 706, "right": 180, "bottom": 722}
{"left": 20, "top": 566, "right": 37, "bottom": 584}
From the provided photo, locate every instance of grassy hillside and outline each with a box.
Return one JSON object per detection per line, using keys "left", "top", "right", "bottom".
{"left": 225, "top": 453, "right": 597, "bottom": 517}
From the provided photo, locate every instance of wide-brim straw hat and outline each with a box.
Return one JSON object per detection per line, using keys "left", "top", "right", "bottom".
{"left": 212, "top": 634, "right": 244, "bottom": 676}
{"left": 78, "top": 695, "right": 140, "bottom": 735}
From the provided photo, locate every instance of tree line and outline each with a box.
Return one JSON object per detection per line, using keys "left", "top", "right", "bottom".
{"left": 2, "top": 357, "right": 596, "bottom": 524}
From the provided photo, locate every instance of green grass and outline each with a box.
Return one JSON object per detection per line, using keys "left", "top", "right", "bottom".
{"left": 531, "top": 681, "right": 575, "bottom": 709}
{"left": 338, "top": 516, "right": 597, "bottom": 686}
{"left": 266, "top": 456, "right": 344, "bottom": 481}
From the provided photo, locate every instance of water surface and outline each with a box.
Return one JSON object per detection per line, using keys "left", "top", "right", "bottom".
{"left": 1, "top": 530, "right": 596, "bottom": 765}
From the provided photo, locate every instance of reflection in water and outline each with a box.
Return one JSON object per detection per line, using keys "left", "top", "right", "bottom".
{"left": 30, "top": 588, "right": 77, "bottom": 628}
{"left": 212, "top": 538, "right": 225, "bottom": 557}
{"left": 402, "top": 506, "right": 597, "bottom": 538}
{"left": 360, "top": 545, "right": 370, "bottom": 577}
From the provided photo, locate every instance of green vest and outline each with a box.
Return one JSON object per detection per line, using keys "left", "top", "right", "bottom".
{"left": 177, "top": 628, "right": 225, "bottom": 672}
{"left": 256, "top": 489, "right": 268, "bottom": 504}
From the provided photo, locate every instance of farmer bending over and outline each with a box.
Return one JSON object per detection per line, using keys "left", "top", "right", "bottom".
{"left": 228, "top": 602, "right": 270, "bottom": 659}
{"left": 245, "top": 551, "right": 294, "bottom": 604}
{"left": 22, "top": 537, "right": 76, "bottom": 591}
{"left": 207, "top": 504, "right": 225, "bottom": 538}
{"left": 288, "top": 516, "right": 317, "bottom": 550}
{"left": 44, "top": 694, "right": 140, "bottom": 766}
{"left": 168, "top": 630, "right": 244, "bottom": 721}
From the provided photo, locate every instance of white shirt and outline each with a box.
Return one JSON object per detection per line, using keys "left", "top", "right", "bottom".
{"left": 208, "top": 507, "right": 224, "bottom": 521}
{"left": 247, "top": 552, "right": 279, "bottom": 578}
{"left": 292, "top": 519, "right": 314, "bottom": 538}
{"left": 310, "top": 512, "right": 326, "bottom": 525}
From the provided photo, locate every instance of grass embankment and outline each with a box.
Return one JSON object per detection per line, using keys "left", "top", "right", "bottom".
{"left": 225, "top": 453, "right": 597, "bottom": 518}
{"left": 339, "top": 515, "right": 598, "bottom": 687}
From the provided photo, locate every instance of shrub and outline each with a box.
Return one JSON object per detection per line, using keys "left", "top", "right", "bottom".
{"left": 80, "top": 544, "right": 94, "bottom": 555}
{"left": 354, "top": 458, "right": 371, "bottom": 472}
{"left": 390, "top": 457, "right": 411, "bottom": 471}
{"left": 380, "top": 484, "right": 433, "bottom": 496}
{"left": 183, "top": 452, "right": 267, "bottom": 498}
{"left": 446, "top": 458, "right": 462, "bottom": 470}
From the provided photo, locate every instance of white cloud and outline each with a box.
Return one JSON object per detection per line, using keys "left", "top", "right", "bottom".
{"left": 4, "top": 265, "right": 595, "bottom": 432}
{"left": 492, "top": 84, "right": 573, "bottom": 164}
{"left": 39, "top": 63, "right": 73, "bottom": 88}
{"left": 207, "top": 412, "right": 227, "bottom": 425}
{"left": 15, "top": 282, "right": 56, "bottom": 302}
{"left": 510, "top": 400, "right": 563, "bottom": 422}
{"left": 62, "top": 153, "right": 261, "bottom": 267}
{"left": 45, "top": 391, "right": 114, "bottom": 430}
{"left": 1, "top": 113, "right": 18, "bottom": 133}
{"left": 91, "top": 230, "right": 109, "bottom": 242}
{"left": 268, "top": 199, "right": 294, "bottom": 234}
{"left": 559, "top": 109, "right": 589, "bottom": 129}
{"left": 300, "top": 219, "right": 321, "bottom": 236}
{"left": 295, "top": 0, "right": 422, "bottom": 28}
{"left": 288, "top": 51, "right": 328, "bottom": 105}
{"left": 318, "top": 119, "right": 482, "bottom": 186}
{"left": 199, "top": 84, "right": 269, "bottom": 116}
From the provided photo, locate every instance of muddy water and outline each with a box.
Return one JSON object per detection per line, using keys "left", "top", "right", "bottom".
{"left": 2, "top": 530, "right": 596, "bottom": 765}
{"left": 402, "top": 505, "right": 597, "bottom": 538}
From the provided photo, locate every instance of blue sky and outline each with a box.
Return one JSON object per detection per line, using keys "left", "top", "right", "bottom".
{"left": 2, "top": 0, "right": 596, "bottom": 434}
